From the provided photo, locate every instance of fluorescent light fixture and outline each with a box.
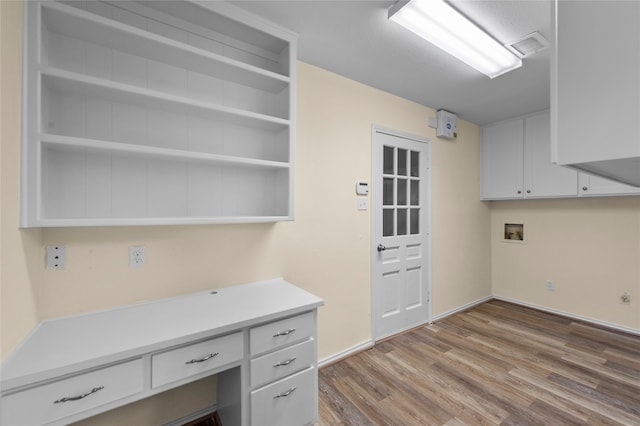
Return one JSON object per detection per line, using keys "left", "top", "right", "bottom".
{"left": 389, "top": 0, "right": 522, "bottom": 79}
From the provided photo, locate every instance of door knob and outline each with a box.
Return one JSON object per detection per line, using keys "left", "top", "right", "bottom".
{"left": 377, "top": 244, "right": 386, "bottom": 252}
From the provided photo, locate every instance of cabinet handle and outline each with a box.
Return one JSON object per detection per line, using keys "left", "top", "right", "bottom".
{"left": 582, "top": 186, "right": 588, "bottom": 191}
{"left": 273, "top": 328, "right": 296, "bottom": 337}
{"left": 54, "top": 386, "right": 104, "bottom": 404}
{"left": 185, "top": 352, "right": 219, "bottom": 364}
{"left": 526, "top": 189, "right": 531, "bottom": 194}
{"left": 517, "top": 190, "right": 522, "bottom": 194}
{"left": 274, "top": 357, "right": 297, "bottom": 367}
{"left": 274, "top": 387, "right": 297, "bottom": 399}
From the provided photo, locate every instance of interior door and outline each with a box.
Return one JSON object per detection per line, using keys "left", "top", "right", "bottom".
{"left": 372, "top": 127, "right": 431, "bottom": 341}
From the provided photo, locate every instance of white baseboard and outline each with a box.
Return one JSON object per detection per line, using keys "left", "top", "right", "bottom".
{"left": 318, "top": 339, "right": 374, "bottom": 368}
{"left": 430, "top": 295, "right": 493, "bottom": 323}
{"left": 319, "top": 295, "right": 639, "bottom": 371}
{"left": 493, "top": 295, "right": 640, "bottom": 336}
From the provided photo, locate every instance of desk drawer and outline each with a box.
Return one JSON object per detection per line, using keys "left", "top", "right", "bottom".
{"left": 152, "top": 332, "right": 243, "bottom": 388}
{"left": 250, "top": 367, "right": 316, "bottom": 426}
{"left": 1, "top": 359, "right": 143, "bottom": 426}
{"left": 250, "top": 312, "right": 315, "bottom": 356}
{"left": 250, "top": 339, "right": 315, "bottom": 389}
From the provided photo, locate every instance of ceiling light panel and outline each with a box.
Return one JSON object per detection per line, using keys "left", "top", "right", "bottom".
{"left": 389, "top": 0, "right": 522, "bottom": 79}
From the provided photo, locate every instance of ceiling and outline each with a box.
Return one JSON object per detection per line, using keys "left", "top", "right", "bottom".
{"left": 231, "top": 0, "right": 552, "bottom": 126}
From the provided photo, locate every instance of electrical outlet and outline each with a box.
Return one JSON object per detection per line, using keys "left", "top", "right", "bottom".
{"left": 546, "top": 280, "right": 555, "bottom": 291}
{"left": 46, "top": 245, "right": 66, "bottom": 269}
{"left": 129, "top": 246, "right": 145, "bottom": 267}
{"left": 620, "top": 292, "right": 631, "bottom": 305}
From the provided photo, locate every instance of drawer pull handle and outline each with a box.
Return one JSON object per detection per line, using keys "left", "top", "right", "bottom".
{"left": 54, "top": 386, "right": 104, "bottom": 404}
{"left": 274, "top": 387, "right": 297, "bottom": 399}
{"left": 273, "top": 328, "right": 296, "bottom": 337}
{"left": 274, "top": 357, "right": 297, "bottom": 367}
{"left": 185, "top": 352, "right": 219, "bottom": 364}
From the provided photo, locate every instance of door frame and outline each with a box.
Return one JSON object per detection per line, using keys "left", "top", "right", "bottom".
{"left": 371, "top": 125, "right": 432, "bottom": 342}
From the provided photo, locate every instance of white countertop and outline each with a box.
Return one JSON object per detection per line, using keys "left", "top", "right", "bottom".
{"left": 1, "top": 278, "right": 323, "bottom": 390}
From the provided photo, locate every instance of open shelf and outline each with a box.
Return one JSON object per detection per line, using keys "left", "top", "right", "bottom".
{"left": 41, "top": 68, "right": 289, "bottom": 132}
{"left": 41, "top": 134, "right": 290, "bottom": 170}
{"left": 42, "top": 1, "right": 290, "bottom": 93}
{"left": 22, "top": 0, "right": 297, "bottom": 227}
{"left": 41, "top": 143, "right": 290, "bottom": 224}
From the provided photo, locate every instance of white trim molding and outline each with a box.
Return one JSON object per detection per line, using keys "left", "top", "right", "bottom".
{"left": 430, "top": 295, "right": 493, "bottom": 323}
{"left": 493, "top": 295, "right": 640, "bottom": 336}
{"left": 318, "top": 339, "right": 374, "bottom": 368}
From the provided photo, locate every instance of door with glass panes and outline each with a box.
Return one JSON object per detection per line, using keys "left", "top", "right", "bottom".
{"left": 372, "top": 128, "right": 431, "bottom": 341}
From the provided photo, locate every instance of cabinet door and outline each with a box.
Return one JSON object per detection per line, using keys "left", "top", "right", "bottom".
{"left": 524, "top": 112, "right": 577, "bottom": 198}
{"left": 481, "top": 119, "right": 524, "bottom": 199}
{"left": 578, "top": 174, "right": 640, "bottom": 197}
{"left": 553, "top": 1, "right": 640, "bottom": 184}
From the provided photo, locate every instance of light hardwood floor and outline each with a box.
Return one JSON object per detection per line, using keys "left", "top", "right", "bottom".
{"left": 317, "top": 300, "right": 640, "bottom": 425}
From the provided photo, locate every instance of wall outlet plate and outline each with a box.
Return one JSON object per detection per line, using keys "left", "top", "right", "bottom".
{"left": 46, "top": 245, "right": 66, "bottom": 269}
{"left": 130, "top": 246, "right": 145, "bottom": 267}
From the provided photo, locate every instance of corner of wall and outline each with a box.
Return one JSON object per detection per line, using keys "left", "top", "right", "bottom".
{"left": 1, "top": 0, "right": 41, "bottom": 361}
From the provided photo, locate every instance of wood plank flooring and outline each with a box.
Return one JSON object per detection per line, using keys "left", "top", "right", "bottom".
{"left": 317, "top": 300, "right": 640, "bottom": 425}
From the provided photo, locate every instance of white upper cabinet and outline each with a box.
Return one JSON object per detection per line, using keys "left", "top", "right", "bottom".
{"left": 524, "top": 112, "right": 578, "bottom": 198}
{"left": 21, "top": 0, "right": 297, "bottom": 227}
{"left": 481, "top": 111, "right": 577, "bottom": 200}
{"left": 578, "top": 173, "right": 640, "bottom": 197}
{"left": 481, "top": 118, "right": 524, "bottom": 199}
{"left": 551, "top": 0, "right": 640, "bottom": 187}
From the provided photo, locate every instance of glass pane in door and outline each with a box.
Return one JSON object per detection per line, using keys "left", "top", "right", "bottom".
{"left": 397, "top": 149, "right": 407, "bottom": 176}
{"left": 410, "top": 151, "right": 420, "bottom": 177}
{"left": 383, "top": 178, "right": 394, "bottom": 205}
{"left": 410, "top": 180, "right": 419, "bottom": 206}
{"left": 383, "top": 209, "right": 394, "bottom": 237}
{"left": 397, "top": 208, "right": 407, "bottom": 236}
{"left": 383, "top": 146, "right": 394, "bottom": 174}
{"left": 410, "top": 208, "right": 419, "bottom": 234}
{"left": 397, "top": 179, "right": 407, "bottom": 205}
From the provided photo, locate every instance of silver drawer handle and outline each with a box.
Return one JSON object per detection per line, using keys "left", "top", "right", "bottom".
{"left": 185, "top": 352, "right": 219, "bottom": 364}
{"left": 54, "top": 386, "right": 104, "bottom": 404}
{"left": 273, "top": 328, "right": 296, "bottom": 337}
{"left": 274, "top": 357, "right": 297, "bottom": 367}
{"left": 274, "top": 387, "right": 297, "bottom": 399}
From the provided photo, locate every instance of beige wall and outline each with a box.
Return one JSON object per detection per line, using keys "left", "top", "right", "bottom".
{"left": 278, "top": 62, "right": 492, "bottom": 359}
{"left": 1, "top": 0, "right": 41, "bottom": 363}
{"left": 1, "top": 3, "right": 490, "bottom": 422}
{"left": 491, "top": 197, "right": 640, "bottom": 330}
{"left": 4, "top": 1, "right": 638, "bottom": 424}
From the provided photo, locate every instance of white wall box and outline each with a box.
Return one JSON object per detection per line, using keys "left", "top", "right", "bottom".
{"left": 481, "top": 110, "right": 578, "bottom": 200}
{"left": 21, "top": 0, "right": 297, "bottom": 227}
{"left": 551, "top": 0, "right": 640, "bottom": 187}
{"left": 0, "top": 279, "right": 323, "bottom": 426}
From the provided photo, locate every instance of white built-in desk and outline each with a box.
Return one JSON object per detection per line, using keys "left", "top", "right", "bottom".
{"left": 0, "top": 279, "right": 323, "bottom": 426}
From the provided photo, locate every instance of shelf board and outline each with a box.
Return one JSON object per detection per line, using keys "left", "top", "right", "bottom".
{"left": 33, "top": 215, "right": 294, "bottom": 228}
{"left": 42, "top": 1, "right": 290, "bottom": 93}
{"left": 41, "top": 133, "right": 290, "bottom": 170}
{"left": 41, "top": 68, "right": 289, "bottom": 132}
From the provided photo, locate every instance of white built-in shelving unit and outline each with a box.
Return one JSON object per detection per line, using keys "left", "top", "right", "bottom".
{"left": 21, "top": 0, "right": 297, "bottom": 227}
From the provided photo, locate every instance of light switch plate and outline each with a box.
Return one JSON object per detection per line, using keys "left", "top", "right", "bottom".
{"left": 357, "top": 197, "right": 368, "bottom": 211}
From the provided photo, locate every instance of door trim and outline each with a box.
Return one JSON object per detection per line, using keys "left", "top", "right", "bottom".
{"left": 371, "top": 125, "right": 432, "bottom": 342}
